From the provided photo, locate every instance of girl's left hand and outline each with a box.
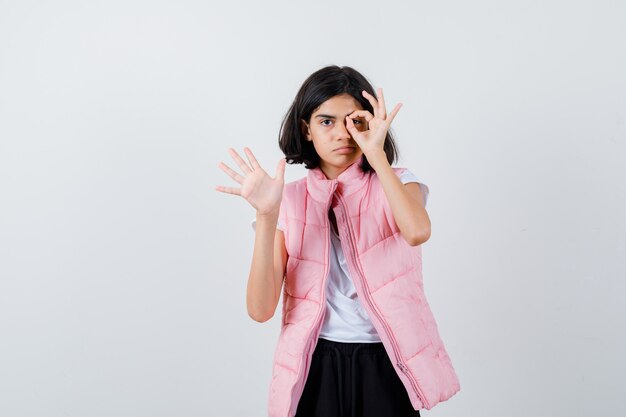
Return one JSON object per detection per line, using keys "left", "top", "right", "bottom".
{"left": 345, "top": 88, "right": 402, "bottom": 158}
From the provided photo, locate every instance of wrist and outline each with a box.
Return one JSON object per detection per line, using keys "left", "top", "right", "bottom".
{"left": 256, "top": 208, "right": 280, "bottom": 218}
{"left": 365, "top": 149, "right": 389, "bottom": 170}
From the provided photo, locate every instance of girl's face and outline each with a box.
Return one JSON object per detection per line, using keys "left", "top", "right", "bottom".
{"left": 301, "top": 93, "right": 368, "bottom": 179}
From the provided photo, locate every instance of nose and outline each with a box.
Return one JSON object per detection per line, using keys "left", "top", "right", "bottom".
{"left": 335, "top": 119, "right": 352, "bottom": 140}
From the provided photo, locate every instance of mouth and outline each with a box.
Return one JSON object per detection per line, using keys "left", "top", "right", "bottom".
{"left": 334, "top": 146, "right": 356, "bottom": 151}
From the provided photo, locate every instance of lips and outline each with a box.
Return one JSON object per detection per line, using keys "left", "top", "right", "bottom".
{"left": 334, "top": 146, "right": 355, "bottom": 151}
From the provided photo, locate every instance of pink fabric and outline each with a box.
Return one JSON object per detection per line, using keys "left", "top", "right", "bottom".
{"left": 268, "top": 154, "right": 460, "bottom": 417}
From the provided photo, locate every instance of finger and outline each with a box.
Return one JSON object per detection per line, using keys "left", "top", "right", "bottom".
{"left": 348, "top": 110, "right": 375, "bottom": 123}
{"left": 243, "top": 147, "right": 261, "bottom": 171}
{"left": 386, "top": 102, "right": 403, "bottom": 124}
{"left": 377, "top": 88, "right": 387, "bottom": 119}
{"left": 228, "top": 147, "right": 253, "bottom": 175}
{"left": 214, "top": 185, "right": 242, "bottom": 196}
{"left": 345, "top": 115, "right": 361, "bottom": 138}
{"left": 218, "top": 161, "right": 245, "bottom": 184}
{"left": 361, "top": 89, "right": 379, "bottom": 118}
{"left": 275, "top": 157, "right": 286, "bottom": 180}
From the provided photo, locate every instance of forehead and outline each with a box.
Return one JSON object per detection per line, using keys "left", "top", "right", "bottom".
{"left": 313, "top": 93, "right": 363, "bottom": 114}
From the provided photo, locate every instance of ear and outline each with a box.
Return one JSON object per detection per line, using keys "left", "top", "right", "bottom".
{"left": 300, "top": 119, "right": 311, "bottom": 141}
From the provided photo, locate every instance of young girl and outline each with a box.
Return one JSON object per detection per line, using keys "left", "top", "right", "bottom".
{"left": 216, "top": 65, "right": 460, "bottom": 417}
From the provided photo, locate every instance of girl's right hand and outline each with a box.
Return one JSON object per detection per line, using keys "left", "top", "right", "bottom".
{"left": 215, "top": 147, "right": 287, "bottom": 215}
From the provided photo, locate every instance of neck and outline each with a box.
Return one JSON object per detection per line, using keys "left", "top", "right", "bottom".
{"left": 320, "top": 155, "right": 364, "bottom": 180}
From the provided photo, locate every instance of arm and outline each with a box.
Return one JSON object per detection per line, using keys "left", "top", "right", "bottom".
{"left": 246, "top": 210, "right": 288, "bottom": 323}
{"left": 368, "top": 151, "right": 431, "bottom": 246}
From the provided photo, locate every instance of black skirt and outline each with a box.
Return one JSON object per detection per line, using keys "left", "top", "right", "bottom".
{"left": 295, "top": 337, "right": 422, "bottom": 417}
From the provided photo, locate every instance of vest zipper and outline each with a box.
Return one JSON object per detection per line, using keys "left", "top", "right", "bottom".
{"left": 334, "top": 193, "right": 430, "bottom": 409}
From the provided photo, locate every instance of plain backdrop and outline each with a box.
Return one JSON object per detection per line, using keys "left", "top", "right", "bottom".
{"left": 1, "top": 1, "right": 624, "bottom": 416}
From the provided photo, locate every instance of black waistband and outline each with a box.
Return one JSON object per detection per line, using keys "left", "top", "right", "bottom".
{"left": 315, "top": 337, "right": 386, "bottom": 355}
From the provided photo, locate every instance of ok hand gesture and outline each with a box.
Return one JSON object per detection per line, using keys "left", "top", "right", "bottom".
{"left": 345, "top": 88, "right": 402, "bottom": 158}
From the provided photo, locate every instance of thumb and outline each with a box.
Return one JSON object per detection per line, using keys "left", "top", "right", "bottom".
{"left": 275, "top": 157, "right": 286, "bottom": 181}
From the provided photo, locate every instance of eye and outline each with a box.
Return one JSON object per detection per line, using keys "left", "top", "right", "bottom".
{"left": 321, "top": 119, "right": 333, "bottom": 126}
{"left": 353, "top": 119, "right": 363, "bottom": 125}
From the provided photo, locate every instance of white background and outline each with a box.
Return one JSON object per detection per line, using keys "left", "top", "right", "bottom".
{"left": 1, "top": 1, "right": 624, "bottom": 416}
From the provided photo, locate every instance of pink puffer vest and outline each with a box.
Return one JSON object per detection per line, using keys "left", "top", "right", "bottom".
{"left": 268, "top": 154, "right": 460, "bottom": 417}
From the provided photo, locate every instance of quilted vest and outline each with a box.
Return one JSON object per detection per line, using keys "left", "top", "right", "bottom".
{"left": 268, "top": 154, "right": 460, "bottom": 417}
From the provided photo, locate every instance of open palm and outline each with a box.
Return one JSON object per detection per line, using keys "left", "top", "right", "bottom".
{"left": 215, "top": 147, "right": 286, "bottom": 215}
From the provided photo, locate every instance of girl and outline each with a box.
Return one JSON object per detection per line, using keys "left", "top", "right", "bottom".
{"left": 216, "top": 65, "right": 460, "bottom": 417}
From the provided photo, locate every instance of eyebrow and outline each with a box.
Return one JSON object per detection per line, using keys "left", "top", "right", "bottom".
{"left": 314, "top": 111, "right": 359, "bottom": 119}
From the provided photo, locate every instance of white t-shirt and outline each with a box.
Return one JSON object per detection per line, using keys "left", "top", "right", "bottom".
{"left": 251, "top": 169, "right": 429, "bottom": 343}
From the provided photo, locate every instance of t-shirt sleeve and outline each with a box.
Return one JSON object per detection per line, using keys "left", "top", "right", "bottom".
{"left": 399, "top": 169, "right": 429, "bottom": 207}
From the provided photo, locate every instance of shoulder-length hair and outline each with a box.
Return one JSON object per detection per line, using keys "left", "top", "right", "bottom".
{"left": 278, "top": 65, "right": 400, "bottom": 172}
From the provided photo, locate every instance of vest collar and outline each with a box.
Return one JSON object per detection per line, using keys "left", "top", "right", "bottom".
{"left": 306, "top": 153, "right": 369, "bottom": 203}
